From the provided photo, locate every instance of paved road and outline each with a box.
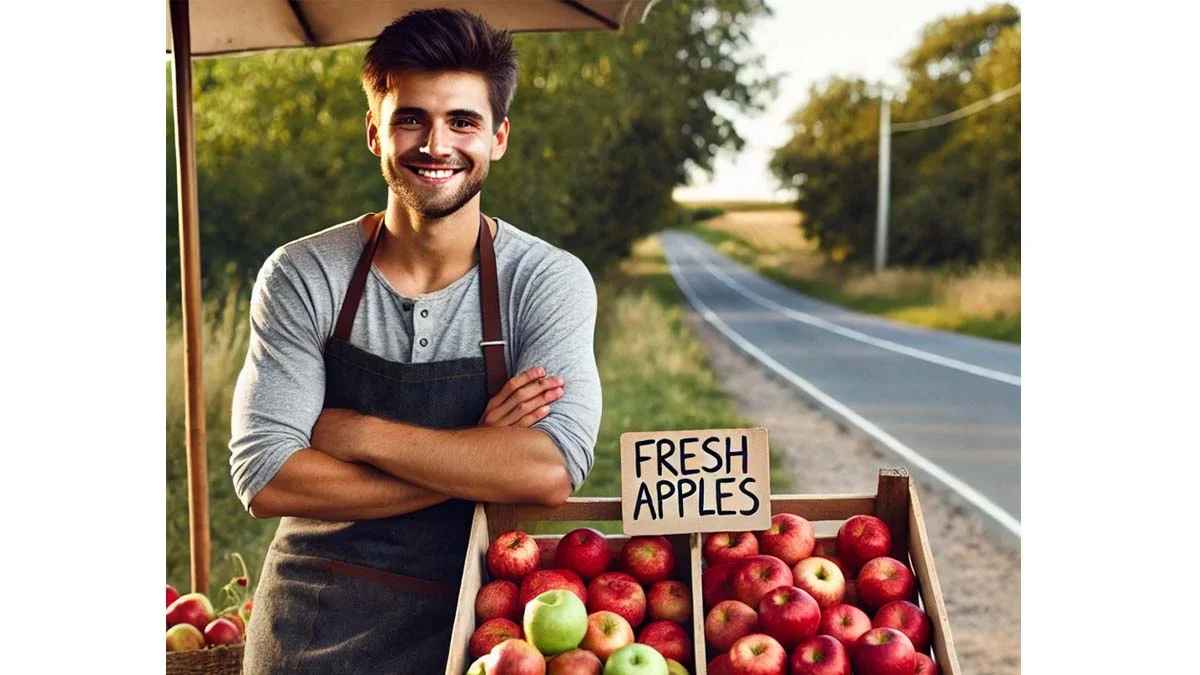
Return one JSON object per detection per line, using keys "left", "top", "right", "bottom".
{"left": 661, "top": 231, "right": 1021, "bottom": 539}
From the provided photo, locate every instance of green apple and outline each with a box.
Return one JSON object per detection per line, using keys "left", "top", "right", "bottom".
{"left": 524, "top": 589, "right": 588, "bottom": 656}
{"left": 665, "top": 658, "right": 689, "bottom": 675}
{"left": 603, "top": 644, "right": 668, "bottom": 675}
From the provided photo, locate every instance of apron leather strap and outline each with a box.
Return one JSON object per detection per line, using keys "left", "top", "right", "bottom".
{"left": 332, "top": 213, "right": 508, "bottom": 398}
{"left": 334, "top": 215, "right": 386, "bottom": 343}
{"left": 477, "top": 215, "right": 506, "bottom": 399}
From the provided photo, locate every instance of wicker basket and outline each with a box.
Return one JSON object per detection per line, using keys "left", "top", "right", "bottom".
{"left": 165, "top": 644, "right": 244, "bottom": 675}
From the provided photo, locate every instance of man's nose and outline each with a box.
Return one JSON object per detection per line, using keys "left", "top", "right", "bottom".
{"left": 419, "top": 122, "right": 452, "bottom": 158}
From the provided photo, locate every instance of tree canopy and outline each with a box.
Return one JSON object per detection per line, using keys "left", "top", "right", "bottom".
{"left": 769, "top": 3, "right": 1020, "bottom": 268}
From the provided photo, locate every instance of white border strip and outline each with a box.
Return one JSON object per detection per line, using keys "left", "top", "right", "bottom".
{"left": 682, "top": 241, "right": 1021, "bottom": 387}
{"left": 666, "top": 254, "right": 1023, "bottom": 539}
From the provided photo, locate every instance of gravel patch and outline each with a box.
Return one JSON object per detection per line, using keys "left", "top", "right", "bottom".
{"left": 685, "top": 313, "right": 1021, "bottom": 675}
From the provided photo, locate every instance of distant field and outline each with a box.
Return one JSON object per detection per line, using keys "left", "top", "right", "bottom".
{"left": 677, "top": 199, "right": 796, "bottom": 213}
{"left": 686, "top": 209, "right": 1021, "bottom": 344}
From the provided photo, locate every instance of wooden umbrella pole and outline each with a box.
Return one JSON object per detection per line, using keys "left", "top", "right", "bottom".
{"left": 169, "top": 0, "right": 210, "bottom": 595}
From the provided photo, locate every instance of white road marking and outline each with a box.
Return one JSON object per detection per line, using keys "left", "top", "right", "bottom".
{"left": 666, "top": 252, "right": 1023, "bottom": 540}
{"left": 680, "top": 240, "right": 1021, "bottom": 387}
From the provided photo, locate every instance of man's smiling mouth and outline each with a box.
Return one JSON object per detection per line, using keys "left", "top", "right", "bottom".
{"left": 407, "top": 165, "right": 464, "bottom": 180}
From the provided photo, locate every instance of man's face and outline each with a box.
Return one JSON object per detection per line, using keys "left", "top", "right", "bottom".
{"left": 368, "top": 70, "right": 509, "bottom": 220}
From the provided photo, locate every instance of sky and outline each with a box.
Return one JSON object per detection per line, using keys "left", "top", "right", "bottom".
{"left": 672, "top": 0, "right": 1020, "bottom": 203}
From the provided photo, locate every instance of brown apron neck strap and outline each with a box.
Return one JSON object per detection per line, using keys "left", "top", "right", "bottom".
{"left": 478, "top": 215, "right": 507, "bottom": 398}
{"left": 332, "top": 213, "right": 508, "bottom": 398}
{"left": 333, "top": 215, "right": 386, "bottom": 342}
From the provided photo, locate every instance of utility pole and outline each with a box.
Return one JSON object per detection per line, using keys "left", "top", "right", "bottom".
{"left": 875, "top": 92, "right": 891, "bottom": 275}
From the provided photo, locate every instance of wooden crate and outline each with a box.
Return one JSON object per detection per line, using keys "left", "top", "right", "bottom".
{"left": 446, "top": 467, "right": 959, "bottom": 674}
{"left": 445, "top": 499, "right": 706, "bottom": 673}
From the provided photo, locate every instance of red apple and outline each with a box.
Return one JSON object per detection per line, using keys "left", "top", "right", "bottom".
{"left": 520, "top": 569, "right": 587, "bottom": 607}
{"left": 165, "top": 623, "right": 205, "bottom": 652}
{"left": 476, "top": 579, "right": 522, "bottom": 623}
{"left": 555, "top": 528, "right": 613, "bottom": 582}
{"left": 792, "top": 557, "right": 846, "bottom": 610}
{"left": 166, "top": 584, "right": 180, "bottom": 607}
{"left": 637, "top": 619, "right": 692, "bottom": 665}
{"left": 708, "top": 653, "right": 734, "bottom": 675}
{"left": 914, "top": 652, "right": 939, "bottom": 674}
{"left": 203, "top": 617, "right": 243, "bottom": 646}
{"left": 849, "top": 627, "right": 916, "bottom": 675}
{"left": 855, "top": 557, "right": 916, "bottom": 613}
{"left": 222, "top": 612, "right": 245, "bottom": 635}
{"left": 579, "top": 610, "right": 634, "bottom": 662}
{"left": 703, "top": 531, "right": 760, "bottom": 566}
{"left": 730, "top": 555, "right": 793, "bottom": 608}
{"left": 468, "top": 637, "right": 546, "bottom": 675}
{"left": 487, "top": 530, "right": 541, "bottom": 583}
{"left": 811, "top": 541, "right": 849, "bottom": 578}
{"left": 872, "top": 600, "right": 932, "bottom": 654}
{"left": 166, "top": 593, "right": 214, "bottom": 631}
{"left": 703, "top": 562, "right": 738, "bottom": 609}
{"left": 547, "top": 648, "right": 603, "bottom": 675}
{"left": 646, "top": 580, "right": 692, "bottom": 624}
{"left": 818, "top": 604, "right": 871, "bottom": 649}
{"left": 619, "top": 536, "right": 676, "bottom": 585}
{"left": 789, "top": 634, "right": 851, "bottom": 675}
{"left": 704, "top": 599, "right": 759, "bottom": 653}
{"left": 758, "top": 514, "right": 815, "bottom": 566}
{"left": 728, "top": 633, "right": 787, "bottom": 675}
{"left": 470, "top": 618, "right": 524, "bottom": 660}
{"left": 756, "top": 586, "right": 820, "bottom": 651}
{"left": 587, "top": 572, "right": 646, "bottom": 629}
{"left": 835, "top": 516, "right": 892, "bottom": 576}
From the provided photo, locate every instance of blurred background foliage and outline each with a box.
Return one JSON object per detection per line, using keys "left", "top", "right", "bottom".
{"left": 769, "top": 3, "right": 1020, "bottom": 268}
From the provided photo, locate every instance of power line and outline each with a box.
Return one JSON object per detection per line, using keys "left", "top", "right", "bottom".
{"left": 891, "top": 83, "right": 1021, "bottom": 133}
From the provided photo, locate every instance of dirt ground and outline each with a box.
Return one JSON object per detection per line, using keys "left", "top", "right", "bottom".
{"left": 685, "top": 313, "right": 1022, "bottom": 675}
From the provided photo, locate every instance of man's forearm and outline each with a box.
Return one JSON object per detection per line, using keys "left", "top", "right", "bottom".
{"left": 349, "top": 419, "right": 573, "bottom": 507}
{"left": 247, "top": 448, "right": 450, "bottom": 520}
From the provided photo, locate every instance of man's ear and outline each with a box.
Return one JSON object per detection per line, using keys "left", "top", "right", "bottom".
{"left": 490, "top": 117, "right": 510, "bottom": 161}
{"left": 366, "top": 110, "right": 382, "bottom": 157}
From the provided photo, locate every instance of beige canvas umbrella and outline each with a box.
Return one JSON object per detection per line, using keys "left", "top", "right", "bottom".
{"left": 167, "top": 0, "right": 657, "bottom": 593}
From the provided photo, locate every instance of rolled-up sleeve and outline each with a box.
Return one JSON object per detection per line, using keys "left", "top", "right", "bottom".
{"left": 517, "top": 252, "right": 602, "bottom": 490}
{"left": 229, "top": 249, "right": 328, "bottom": 510}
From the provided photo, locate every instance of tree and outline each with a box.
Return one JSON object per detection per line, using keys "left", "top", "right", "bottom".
{"left": 769, "top": 3, "right": 1020, "bottom": 267}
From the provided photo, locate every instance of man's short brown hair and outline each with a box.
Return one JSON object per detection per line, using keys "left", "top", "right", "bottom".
{"left": 362, "top": 9, "right": 518, "bottom": 130}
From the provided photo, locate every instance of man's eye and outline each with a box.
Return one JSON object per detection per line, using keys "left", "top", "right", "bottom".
{"left": 451, "top": 119, "right": 476, "bottom": 129}
{"left": 395, "top": 117, "right": 420, "bottom": 126}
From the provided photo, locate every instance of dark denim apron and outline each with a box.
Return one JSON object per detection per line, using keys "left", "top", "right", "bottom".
{"left": 243, "top": 215, "right": 508, "bottom": 675}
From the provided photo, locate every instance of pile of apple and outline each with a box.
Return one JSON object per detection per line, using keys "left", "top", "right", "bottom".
{"left": 166, "top": 553, "right": 255, "bottom": 653}
{"left": 468, "top": 527, "right": 694, "bottom": 675}
{"left": 699, "top": 513, "right": 939, "bottom": 675}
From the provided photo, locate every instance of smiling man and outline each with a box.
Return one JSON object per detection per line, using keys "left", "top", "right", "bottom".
{"left": 231, "top": 10, "right": 602, "bottom": 674}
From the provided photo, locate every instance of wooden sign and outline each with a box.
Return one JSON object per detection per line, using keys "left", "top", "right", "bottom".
{"left": 620, "top": 427, "right": 771, "bottom": 536}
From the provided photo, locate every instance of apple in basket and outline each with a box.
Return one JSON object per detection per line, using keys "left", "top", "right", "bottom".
{"left": 166, "top": 592, "right": 214, "bottom": 631}
{"left": 204, "top": 617, "right": 243, "bottom": 646}
{"left": 467, "top": 638, "right": 547, "bottom": 675}
{"left": 555, "top": 527, "right": 613, "bottom": 582}
{"left": 604, "top": 643, "right": 669, "bottom": 675}
{"left": 487, "top": 530, "right": 541, "bottom": 583}
{"left": 166, "top": 584, "right": 180, "bottom": 607}
{"left": 835, "top": 516, "right": 891, "bottom": 576}
{"left": 618, "top": 536, "right": 676, "bottom": 585}
{"left": 548, "top": 648, "right": 603, "bottom": 675}
{"left": 166, "top": 623, "right": 206, "bottom": 652}
{"left": 758, "top": 513, "right": 815, "bottom": 566}
{"left": 525, "top": 589, "right": 589, "bottom": 657}
{"left": 587, "top": 572, "right": 647, "bottom": 629}
{"left": 702, "top": 531, "right": 759, "bottom": 566}
{"left": 579, "top": 610, "right": 635, "bottom": 662}
{"left": 646, "top": 580, "right": 692, "bottom": 624}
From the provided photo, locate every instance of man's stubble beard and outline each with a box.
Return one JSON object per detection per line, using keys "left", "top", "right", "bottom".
{"left": 382, "top": 156, "right": 490, "bottom": 220}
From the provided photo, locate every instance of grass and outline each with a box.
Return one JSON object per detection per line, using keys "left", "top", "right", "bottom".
{"left": 688, "top": 212, "right": 1021, "bottom": 344}
{"left": 166, "top": 237, "right": 791, "bottom": 589}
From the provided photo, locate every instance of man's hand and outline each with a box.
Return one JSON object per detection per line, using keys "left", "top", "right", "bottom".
{"left": 479, "top": 366, "right": 564, "bottom": 428}
{"left": 310, "top": 408, "right": 367, "bottom": 463}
